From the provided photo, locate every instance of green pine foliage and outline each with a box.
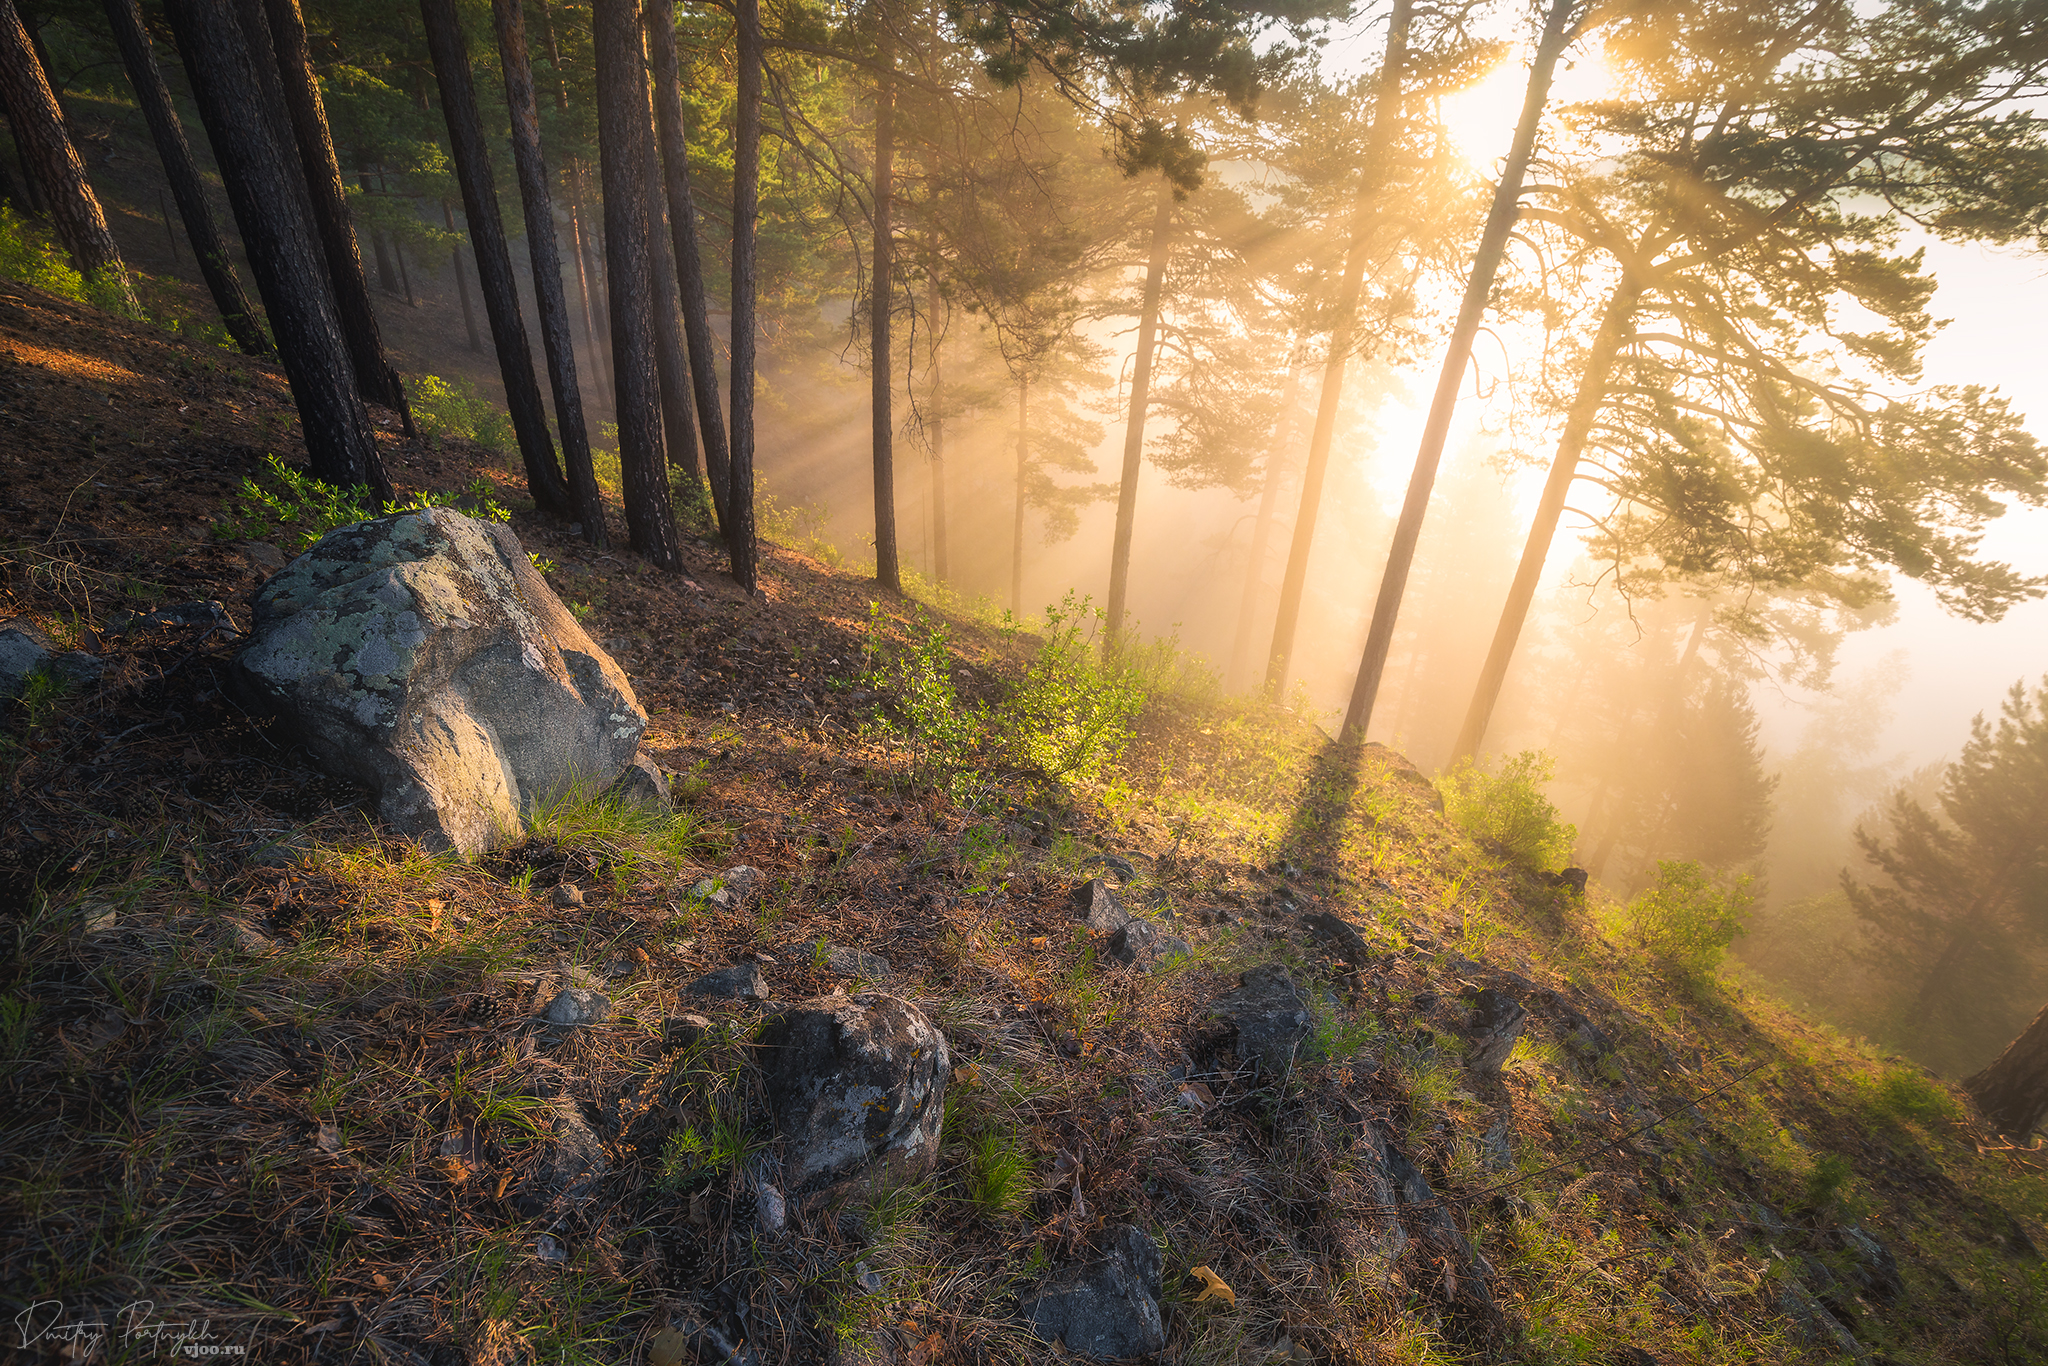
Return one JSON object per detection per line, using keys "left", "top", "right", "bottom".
{"left": 1438, "top": 750, "right": 1578, "bottom": 872}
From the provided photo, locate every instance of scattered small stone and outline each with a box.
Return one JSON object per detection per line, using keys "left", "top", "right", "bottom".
{"left": 754, "top": 1180, "right": 788, "bottom": 1236}
{"left": 536, "top": 1234, "right": 567, "bottom": 1263}
{"left": 1465, "top": 988, "right": 1527, "bottom": 1074}
{"left": 688, "top": 865, "right": 761, "bottom": 908}
{"left": 814, "top": 941, "right": 891, "bottom": 978}
{"left": 230, "top": 921, "right": 275, "bottom": 955}
{"left": 1834, "top": 1224, "right": 1906, "bottom": 1303}
{"left": 1301, "top": 909, "right": 1376, "bottom": 967}
{"left": 1086, "top": 851, "right": 1137, "bottom": 882}
{"left": 1071, "top": 878, "right": 1132, "bottom": 932}
{"left": 1207, "top": 965, "right": 1316, "bottom": 1076}
{"left": 606, "top": 753, "right": 672, "bottom": 812}
{"left": 755, "top": 993, "right": 949, "bottom": 1194}
{"left": 80, "top": 901, "right": 117, "bottom": 936}
{"left": 541, "top": 987, "right": 610, "bottom": 1026}
{"left": 1020, "top": 1224, "right": 1165, "bottom": 1360}
{"left": 663, "top": 1012, "right": 716, "bottom": 1048}
{"left": 552, "top": 883, "right": 585, "bottom": 908}
{"left": 855, "top": 1261, "right": 884, "bottom": 1294}
{"left": 1546, "top": 866, "right": 1590, "bottom": 897}
{"left": 514, "top": 1099, "right": 609, "bottom": 1217}
{"left": 688, "top": 962, "right": 766, "bottom": 999}
{"left": 1107, "top": 918, "right": 1190, "bottom": 970}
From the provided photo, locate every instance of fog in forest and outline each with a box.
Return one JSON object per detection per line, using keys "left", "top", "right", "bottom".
{"left": 13, "top": 0, "right": 2048, "bottom": 1088}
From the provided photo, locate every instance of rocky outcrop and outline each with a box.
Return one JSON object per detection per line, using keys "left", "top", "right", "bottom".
{"left": 1020, "top": 1223, "right": 1165, "bottom": 1360}
{"left": 1107, "top": 918, "right": 1189, "bottom": 969}
{"left": 755, "top": 993, "right": 949, "bottom": 1195}
{"left": 233, "top": 508, "right": 647, "bottom": 856}
{"left": 1071, "top": 878, "right": 1132, "bottom": 932}
{"left": 1464, "top": 987, "right": 1528, "bottom": 1075}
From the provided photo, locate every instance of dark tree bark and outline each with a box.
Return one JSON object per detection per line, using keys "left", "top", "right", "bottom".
{"left": 1012, "top": 377, "right": 1027, "bottom": 613}
{"left": 103, "top": 0, "right": 270, "bottom": 354}
{"left": 442, "top": 197, "right": 482, "bottom": 352}
{"left": 419, "top": 0, "right": 573, "bottom": 519}
{"left": 1966, "top": 1002, "right": 2048, "bottom": 1137}
{"left": 535, "top": 0, "right": 609, "bottom": 402}
{"left": 490, "top": 0, "right": 603, "bottom": 535}
{"left": 645, "top": 130, "right": 697, "bottom": 481}
{"left": 262, "top": 0, "right": 411, "bottom": 427}
{"left": 1341, "top": 0, "right": 1581, "bottom": 738}
{"left": 1104, "top": 176, "right": 1173, "bottom": 643}
{"left": 163, "top": 0, "right": 386, "bottom": 499}
{"left": 591, "top": 0, "right": 679, "bottom": 567}
{"left": 0, "top": 0, "right": 136, "bottom": 311}
{"left": 1449, "top": 274, "right": 1643, "bottom": 763}
{"left": 1265, "top": 0, "right": 1409, "bottom": 696}
{"left": 646, "top": 0, "right": 729, "bottom": 527}
{"left": 870, "top": 35, "right": 900, "bottom": 592}
{"left": 727, "top": 0, "right": 762, "bottom": 590}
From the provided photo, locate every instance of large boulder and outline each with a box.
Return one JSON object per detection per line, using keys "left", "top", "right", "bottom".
{"left": 233, "top": 508, "right": 646, "bottom": 855}
{"left": 1020, "top": 1224, "right": 1165, "bottom": 1360}
{"left": 754, "top": 993, "right": 949, "bottom": 1195}
{"left": 1207, "top": 965, "right": 1317, "bottom": 1076}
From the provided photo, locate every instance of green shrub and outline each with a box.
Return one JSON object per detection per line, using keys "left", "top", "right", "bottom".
{"left": 0, "top": 206, "right": 85, "bottom": 300}
{"left": 1625, "top": 859, "right": 1755, "bottom": 978}
{"left": 860, "top": 594, "right": 1149, "bottom": 795}
{"left": 216, "top": 455, "right": 511, "bottom": 551}
{"left": 1855, "top": 1065, "right": 1959, "bottom": 1126}
{"left": 1438, "top": 751, "right": 1577, "bottom": 871}
{"left": 409, "top": 373, "right": 513, "bottom": 451}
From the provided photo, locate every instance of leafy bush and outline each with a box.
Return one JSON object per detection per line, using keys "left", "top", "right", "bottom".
{"left": 1855, "top": 1065, "right": 1959, "bottom": 1126}
{"left": 1625, "top": 859, "right": 1755, "bottom": 978}
{"left": 409, "top": 374, "right": 513, "bottom": 451}
{"left": 1439, "top": 751, "right": 1577, "bottom": 871}
{"left": 216, "top": 454, "right": 511, "bottom": 551}
{"left": 860, "top": 594, "right": 1149, "bottom": 797}
{"left": 0, "top": 206, "right": 86, "bottom": 300}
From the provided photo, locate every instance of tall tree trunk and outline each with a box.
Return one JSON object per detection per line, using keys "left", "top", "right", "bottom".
{"left": 490, "top": 0, "right": 603, "bottom": 534}
{"left": 393, "top": 231, "right": 413, "bottom": 303}
{"left": 647, "top": 0, "right": 730, "bottom": 527}
{"left": 103, "top": 0, "right": 269, "bottom": 354}
{"left": 870, "top": 33, "right": 900, "bottom": 592}
{"left": 420, "top": 0, "right": 574, "bottom": 519}
{"left": 164, "top": 0, "right": 385, "bottom": 499}
{"left": 1104, "top": 175, "right": 1174, "bottom": 644}
{"left": 1226, "top": 345, "right": 1307, "bottom": 692}
{"left": 592, "top": 0, "right": 679, "bottom": 567}
{"left": 645, "top": 130, "right": 697, "bottom": 480}
{"left": 1012, "top": 377, "right": 1027, "bottom": 614}
{"left": 443, "top": 197, "right": 483, "bottom": 352}
{"left": 534, "top": 0, "right": 609, "bottom": 404}
{"left": 1341, "top": 0, "right": 1580, "bottom": 738}
{"left": 1967, "top": 1002, "right": 2048, "bottom": 1138}
{"left": 1449, "top": 274, "right": 1644, "bottom": 764}
{"left": 928, "top": 269, "right": 948, "bottom": 583}
{"left": 727, "top": 0, "right": 762, "bottom": 590}
{"left": 262, "top": 0, "right": 411, "bottom": 427}
{"left": 1264, "top": 0, "right": 1410, "bottom": 696}
{"left": 0, "top": 0, "right": 136, "bottom": 311}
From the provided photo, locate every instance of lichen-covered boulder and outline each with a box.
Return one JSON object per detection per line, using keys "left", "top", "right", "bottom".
{"left": 232, "top": 508, "right": 645, "bottom": 855}
{"left": 1020, "top": 1224, "right": 1166, "bottom": 1359}
{"left": 755, "top": 993, "right": 949, "bottom": 1195}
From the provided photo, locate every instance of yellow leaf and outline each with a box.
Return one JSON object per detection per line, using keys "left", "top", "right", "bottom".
{"left": 1190, "top": 1265, "right": 1235, "bottom": 1307}
{"left": 648, "top": 1327, "right": 690, "bottom": 1366}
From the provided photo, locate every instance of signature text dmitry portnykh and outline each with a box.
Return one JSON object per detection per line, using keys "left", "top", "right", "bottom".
{"left": 14, "top": 1302, "right": 250, "bottom": 1357}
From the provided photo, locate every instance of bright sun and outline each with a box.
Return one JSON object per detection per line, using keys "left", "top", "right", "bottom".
{"left": 1434, "top": 44, "right": 1618, "bottom": 170}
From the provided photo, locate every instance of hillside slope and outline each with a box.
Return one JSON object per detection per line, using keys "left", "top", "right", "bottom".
{"left": 3, "top": 284, "right": 2047, "bottom": 1366}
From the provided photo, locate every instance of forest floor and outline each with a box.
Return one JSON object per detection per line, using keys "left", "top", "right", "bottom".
{"left": 6, "top": 282, "right": 2048, "bottom": 1366}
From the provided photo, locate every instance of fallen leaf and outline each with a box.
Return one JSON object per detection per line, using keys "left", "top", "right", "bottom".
{"left": 314, "top": 1122, "right": 340, "bottom": 1152}
{"left": 1191, "top": 1265, "right": 1235, "bottom": 1308}
{"left": 1029, "top": 936, "right": 1048, "bottom": 949}
{"left": 648, "top": 1327, "right": 690, "bottom": 1366}
{"left": 1176, "top": 1082, "right": 1215, "bottom": 1112}
{"left": 371, "top": 1273, "right": 391, "bottom": 1289}
{"left": 495, "top": 1170, "right": 517, "bottom": 1200}
{"left": 179, "top": 851, "right": 209, "bottom": 893}
{"left": 953, "top": 1061, "right": 981, "bottom": 1087}
{"left": 439, "top": 1156, "right": 475, "bottom": 1184}
{"left": 303, "top": 1318, "right": 344, "bottom": 1335}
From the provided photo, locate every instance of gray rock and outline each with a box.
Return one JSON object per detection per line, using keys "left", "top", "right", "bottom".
{"left": 1465, "top": 988, "right": 1527, "bottom": 1075}
{"left": 1379, "top": 1126, "right": 1503, "bottom": 1338}
{"left": 1208, "top": 965, "right": 1316, "bottom": 1076}
{"left": 1361, "top": 741, "right": 1446, "bottom": 813}
{"left": 238, "top": 541, "right": 289, "bottom": 574}
{"left": 754, "top": 1180, "right": 787, "bottom": 1236}
{"left": 515, "top": 1098, "right": 609, "bottom": 1216}
{"left": 1834, "top": 1224, "right": 1906, "bottom": 1303}
{"left": 233, "top": 508, "right": 646, "bottom": 857}
{"left": 689, "top": 864, "right": 761, "bottom": 908}
{"left": 552, "top": 883, "right": 585, "bottom": 908}
{"left": 688, "top": 962, "right": 766, "bottom": 1000}
{"left": 135, "top": 600, "right": 239, "bottom": 635}
{"left": 855, "top": 1260, "right": 885, "bottom": 1294}
{"left": 1778, "top": 1276, "right": 1869, "bottom": 1363}
{"left": 542, "top": 987, "right": 609, "bottom": 1026}
{"left": 663, "top": 1012, "right": 716, "bottom": 1048}
{"left": 1478, "top": 1107, "right": 1515, "bottom": 1173}
{"left": 1106, "top": 918, "right": 1189, "bottom": 970}
{"left": 1020, "top": 1224, "right": 1165, "bottom": 1360}
{"left": 0, "top": 629, "right": 49, "bottom": 699}
{"left": 1087, "top": 851, "right": 1136, "bottom": 882}
{"left": 47, "top": 651, "right": 104, "bottom": 688}
{"left": 1071, "top": 878, "right": 1132, "bottom": 933}
{"left": 815, "top": 941, "right": 891, "bottom": 978}
{"left": 606, "top": 752, "right": 671, "bottom": 812}
{"left": 755, "top": 993, "right": 949, "bottom": 1194}
{"left": 1301, "top": 909, "right": 1376, "bottom": 967}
